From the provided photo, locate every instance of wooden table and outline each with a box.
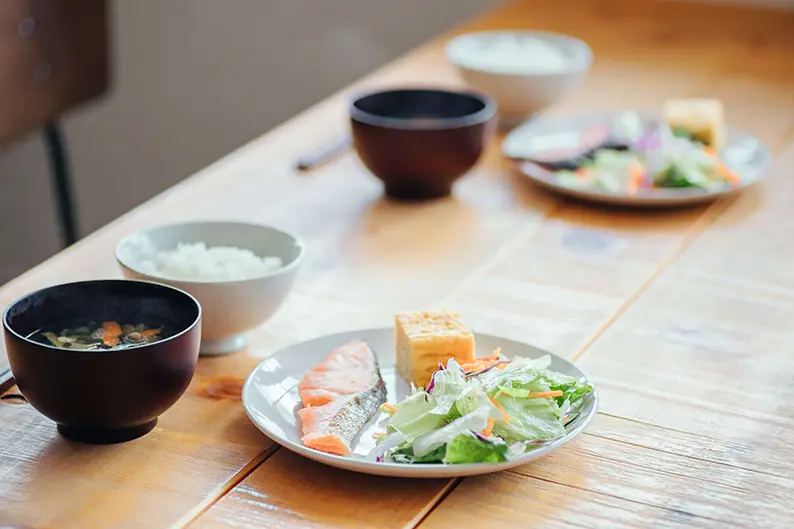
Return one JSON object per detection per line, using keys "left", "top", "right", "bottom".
{"left": 2, "top": 0, "right": 793, "bottom": 527}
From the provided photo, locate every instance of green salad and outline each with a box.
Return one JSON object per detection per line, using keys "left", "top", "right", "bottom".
{"left": 547, "top": 112, "right": 743, "bottom": 195}
{"left": 369, "top": 353, "right": 594, "bottom": 465}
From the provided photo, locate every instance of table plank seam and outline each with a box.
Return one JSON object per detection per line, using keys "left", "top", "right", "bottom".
{"left": 172, "top": 444, "right": 280, "bottom": 529}
{"left": 499, "top": 473, "right": 730, "bottom": 525}
{"left": 596, "top": 411, "right": 752, "bottom": 441}
{"left": 679, "top": 268, "right": 794, "bottom": 304}
{"left": 772, "top": 124, "right": 794, "bottom": 155}
{"left": 405, "top": 477, "right": 462, "bottom": 529}
{"left": 522, "top": 441, "right": 774, "bottom": 497}
{"left": 599, "top": 380, "right": 794, "bottom": 429}
{"left": 581, "top": 429, "right": 791, "bottom": 481}
{"left": 569, "top": 195, "right": 737, "bottom": 363}
{"left": 440, "top": 201, "right": 567, "bottom": 305}
{"left": 511, "top": 456, "right": 780, "bottom": 511}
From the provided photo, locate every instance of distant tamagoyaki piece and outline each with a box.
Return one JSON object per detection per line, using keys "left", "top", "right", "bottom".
{"left": 662, "top": 98, "right": 726, "bottom": 150}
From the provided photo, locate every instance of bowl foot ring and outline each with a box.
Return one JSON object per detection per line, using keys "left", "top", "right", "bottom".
{"left": 58, "top": 419, "right": 157, "bottom": 444}
{"left": 384, "top": 181, "right": 453, "bottom": 201}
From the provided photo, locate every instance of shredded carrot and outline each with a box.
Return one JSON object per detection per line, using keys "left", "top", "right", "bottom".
{"left": 626, "top": 162, "right": 644, "bottom": 196}
{"left": 575, "top": 168, "right": 591, "bottom": 180}
{"left": 716, "top": 162, "right": 741, "bottom": 186}
{"left": 482, "top": 417, "right": 494, "bottom": 437}
{"left": 487, "top": 395, "right": 510, "bottom": 424}
{"left": 703, "top": 145, "right": 740, "bottom": 185}
{"left": 383, "top": 403, "right": 398, "bottom": 413}
{"left": 140, "top": 328, "right": 162, "bottom": 338}
{"left": 372, "top": 432, "right": 386, "bottom": 440}
{"left": 460, "top": 352, "right": 506, "bottom": 374}
{"left": 525, "top": 390, "right": 564, "bottom": 399}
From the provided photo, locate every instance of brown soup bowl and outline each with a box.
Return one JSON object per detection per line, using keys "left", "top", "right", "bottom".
{"left": 2, "top": 279, "right": 201, "bottom": 444}
{"left": 350, "top": 88, "right": 497, "bottom": 200}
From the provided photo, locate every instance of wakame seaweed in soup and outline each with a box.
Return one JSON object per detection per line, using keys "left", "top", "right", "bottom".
{"left": 27, "top": 320, "right": 170, "bottom": 351}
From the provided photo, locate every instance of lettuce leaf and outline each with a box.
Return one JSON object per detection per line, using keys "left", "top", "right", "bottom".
{"left": 475, "top": 356, "right": 554, "bottom": 393}
{"left": 444, "top": 434, "right": 508, "bottom": 464}
{"left": 427, "top": 358, "right": 468, "bottom": 417}
{"left": 492, "top": 394, "right": 566, "bottom": 442}
{"left": 391, "top": 444, "right": 446, "bottom": 464}
{"left": 412, "top": 407, "right": 490, "bottom": 458}
{"left": 388, "top": 392, "right": 444, "bottom": 442}
{"left": 454, "top": 385, "right": 503, "bottom": 423}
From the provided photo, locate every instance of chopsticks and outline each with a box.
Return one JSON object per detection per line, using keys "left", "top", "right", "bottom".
{"left": 295, "top": 135, "right": 352, "bottom": 172}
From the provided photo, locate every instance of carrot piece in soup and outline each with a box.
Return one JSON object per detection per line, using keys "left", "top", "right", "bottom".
{"left": 102, "top": 321, "right": 122, "bottom": 347}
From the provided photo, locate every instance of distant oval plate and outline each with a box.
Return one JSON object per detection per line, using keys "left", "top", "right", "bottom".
{"left": 502, "top": 111, "right": 771, "bottom": 207}
{"left": 242, "top": 328, "right": 598, "bottom": 478}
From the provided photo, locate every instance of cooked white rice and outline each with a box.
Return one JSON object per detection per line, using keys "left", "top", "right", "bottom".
{"left": 138, "top": 242, "right": 283, "bottom": 282}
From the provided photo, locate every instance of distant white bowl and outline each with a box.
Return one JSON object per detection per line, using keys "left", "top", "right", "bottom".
{"left": 115, "top": 221, "right": 305, "bottom": 355}
{"left": 446, "top": 30, "right": 593, "bottom": 127}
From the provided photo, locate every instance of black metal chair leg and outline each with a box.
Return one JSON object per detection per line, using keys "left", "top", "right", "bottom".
{"left": 43, "top": 121, "right": 78, "bottom": 247}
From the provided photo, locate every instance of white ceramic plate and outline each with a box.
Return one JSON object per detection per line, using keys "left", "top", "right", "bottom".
{"left": 502, "top": 111, "right": 771, "bottom": 207}
{"left": 242, "top": 328, "right": 598, "bottom": 478}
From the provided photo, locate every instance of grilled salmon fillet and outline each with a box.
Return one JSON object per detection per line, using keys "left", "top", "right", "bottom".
{"left": 297, "top": 340, "right": 387, "bottom": 456}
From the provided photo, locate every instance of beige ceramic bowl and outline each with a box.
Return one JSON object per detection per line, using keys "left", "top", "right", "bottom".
{"left": 446, "top": 30, "right": 593, "bottom": 128}
{"left": 115, "top": 221, "right": 305, "bottom": 355}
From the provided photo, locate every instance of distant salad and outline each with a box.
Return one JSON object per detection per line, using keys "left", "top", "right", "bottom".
{"left": 369, "top": 352, "right": 593, "bottom": 465}
{"left": 526, "top": 99, "right": 752, "bottom": 195}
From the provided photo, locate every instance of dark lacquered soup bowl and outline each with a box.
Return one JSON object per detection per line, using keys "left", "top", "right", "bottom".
{"left": 350, "top": 88, "right": 497, "bottom": 200}
{"left": 2, "top": 279, "right": 202, "bottom": 444}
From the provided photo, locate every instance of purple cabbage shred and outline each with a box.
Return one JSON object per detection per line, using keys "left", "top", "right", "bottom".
{"left": 634, "top": 126, "right": 662, "bottom": 151}
{"left": 426, "top": 372, "right": 437, "bottom": 393}
{"left": 427, "top": 363, "right": 448, "bottom": 393}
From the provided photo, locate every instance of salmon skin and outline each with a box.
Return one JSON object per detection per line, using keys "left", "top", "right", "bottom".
{"left": 297, "top": 340, "right": 387, "bottom": 456}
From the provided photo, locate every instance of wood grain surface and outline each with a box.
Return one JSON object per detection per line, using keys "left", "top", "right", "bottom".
{"left": 1, "top": 0, "right": 793, "bottom": 527}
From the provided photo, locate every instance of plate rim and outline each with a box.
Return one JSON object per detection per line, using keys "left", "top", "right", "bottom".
{"left": 501, "top": 110, "right": 771, "bottom": 206}
{"left": 241, "top": 327, "right": 599, "bottom": 478}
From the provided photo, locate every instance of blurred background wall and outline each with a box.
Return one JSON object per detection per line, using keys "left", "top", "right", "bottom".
{"left": 0, "top": 0, "right": 790, "bottom": 284}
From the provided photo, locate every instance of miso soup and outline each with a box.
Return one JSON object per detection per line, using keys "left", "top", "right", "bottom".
{"left": 27, "top": 320, "right": 171, "bottom": 351}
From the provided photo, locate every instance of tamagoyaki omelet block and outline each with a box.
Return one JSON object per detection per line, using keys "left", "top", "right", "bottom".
{"left": 395, "top": 309, "right": 475, "bottom": 388}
